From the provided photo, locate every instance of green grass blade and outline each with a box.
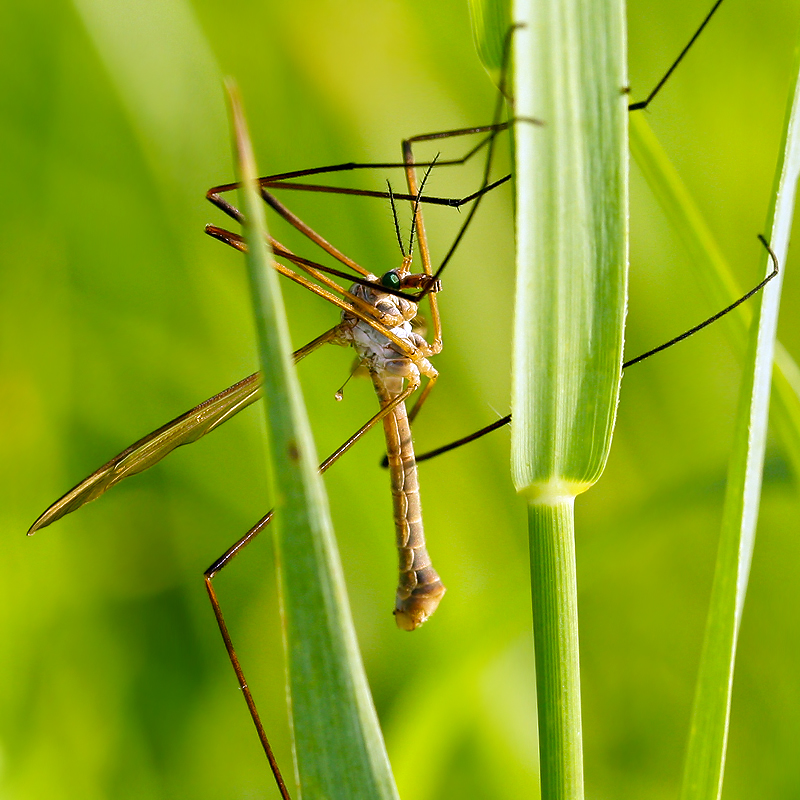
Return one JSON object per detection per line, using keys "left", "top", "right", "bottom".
{"left": 511, "top": 0, "right": 627, "bottom": 796}
{"left": 467, "top": 0, "right": 510, "bottom": 79}
{"left": 679, "top": 40, "right": 800, "bottom": 800}
{"left": 631, "top": 114, "right": 800, "bottom": 482}
{"left": 228, "top": 84, "right": 399, "bottom": 800}
{"left": 512, "top": 0, "right": 628, "bottom": 498}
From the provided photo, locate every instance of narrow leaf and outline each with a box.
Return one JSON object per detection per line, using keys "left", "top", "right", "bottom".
{"left": 468, "top": 0, "right": 511, "bottom": 79}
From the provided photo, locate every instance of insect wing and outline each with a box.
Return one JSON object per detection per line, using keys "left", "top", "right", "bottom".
{"left": 28, "top": 373, "right": 262, "bottom": 534}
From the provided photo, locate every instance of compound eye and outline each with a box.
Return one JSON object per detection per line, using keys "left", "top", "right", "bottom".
{"left": 381, "top": 270, "right": 401, "bottom": 290}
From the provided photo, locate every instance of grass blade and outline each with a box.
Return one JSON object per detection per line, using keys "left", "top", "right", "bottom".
{"left": 511, "top": 0, "right": 628, "bottom": 496}
{"left": 228, "top": 83, "right": 399, "bottom": 800}
{"left": 468, "top": 0, "right": 510, "bottom": 79}
{"left": 679, "top": 39, "right": 800, "bottom": 800}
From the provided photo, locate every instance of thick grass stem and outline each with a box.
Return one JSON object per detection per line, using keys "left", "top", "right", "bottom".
{"left": 529, "top": 500, "right": 584, "bottom": 800}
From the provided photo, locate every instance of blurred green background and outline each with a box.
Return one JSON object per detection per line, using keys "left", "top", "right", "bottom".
{"left": 2, "top": 0, "right": 800, "bottom": 798}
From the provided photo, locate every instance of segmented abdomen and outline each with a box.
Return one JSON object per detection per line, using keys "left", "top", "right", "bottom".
{"left": 372, "top": 373, "right": 445, "bottom": 630}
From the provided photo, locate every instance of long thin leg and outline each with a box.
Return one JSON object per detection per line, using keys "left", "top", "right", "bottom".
{"left": 258, "top": 173, "right": 513, "bottom": 209}
{"left": 217, "top": 0, "right": 727, "bottom": 236}
{"left": 409, "top": 237, "right": 780, "bottom": 462}
{"left": 203, "top": 524, "right": 289, "bottom": 800}
{"left": 237, "top": 0, "right": 726, "bottom": 216}
{"left": 425, "top": 24, "right": 521, "bottom": 288}
{"left": 623, "top": 234, "right": 779, "bottom": 367}
{"left": 221, "top": 0, "right": 727, "bottom": 268}
{"left": 407, "top": 414, "right": 513, "bottom": 466}
{"left": 628, "top": 0, "right": 726, "bottom": 111}
{"left": 407, "top": 374, "right": 437, "bottom": 425}
{"left": 206, "top": 114, "right": 532, "bottom": 307}
{"left": 206, "top": 121, "right": 523, "bottom": 224}
{"left": 203, "top": 381, "right": 419, "bottom": 797}
{"left": 227, "top": 0, "right": 728, "bottom": 212}
{"left": 207, "top": 149, "right": 514, "bottom": 301}
{"left": 206, "top": 379, "right": 419, "bottom": 578}
{"left": 255, "top": 177, "right": 505, "bottom": 297}
{"left": 206, "top": 224, "right": 435, "bottom": 306}
{"left": 207, "top": 223, "right": 410, "bottom": 303}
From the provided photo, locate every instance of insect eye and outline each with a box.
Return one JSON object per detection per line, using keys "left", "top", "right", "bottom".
{"left": 381, "top": 270, "right": 401, "bottom": 290}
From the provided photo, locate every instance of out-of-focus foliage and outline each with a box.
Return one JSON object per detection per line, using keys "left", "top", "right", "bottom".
{"left": 2, "top": 1, "right": 799, "bottom": 799}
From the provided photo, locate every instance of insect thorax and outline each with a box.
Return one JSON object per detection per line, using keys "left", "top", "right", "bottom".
{"left": 340, "top": 279, "right": 426, "bottom": 380}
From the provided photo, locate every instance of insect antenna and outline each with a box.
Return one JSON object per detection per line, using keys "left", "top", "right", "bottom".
{"left": 387, "top": 181, "right": 407, "bottom": 258}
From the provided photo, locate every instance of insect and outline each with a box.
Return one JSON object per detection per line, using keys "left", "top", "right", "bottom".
{"left": 27, "top": 103, "right": 519, "bottom": 600}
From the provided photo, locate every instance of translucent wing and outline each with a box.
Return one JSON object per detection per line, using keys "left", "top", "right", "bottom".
{"left": 28, "top": 373, "right": 261, "bottom": 534}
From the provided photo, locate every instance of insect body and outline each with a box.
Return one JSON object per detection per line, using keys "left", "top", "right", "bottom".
{"left": 338, "top": 266, "right": 445, "bottom": 628}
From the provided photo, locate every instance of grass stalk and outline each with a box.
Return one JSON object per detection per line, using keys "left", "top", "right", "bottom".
{"left": 528, "top": 500, "right": 583, "bottom": 799}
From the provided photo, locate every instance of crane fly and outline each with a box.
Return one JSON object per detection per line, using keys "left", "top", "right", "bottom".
{"left": 25, "top": 117, "right": 514, "bottom": 623}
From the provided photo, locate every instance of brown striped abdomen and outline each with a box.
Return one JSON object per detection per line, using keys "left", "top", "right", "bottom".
{"left": 373, "top": 374, "right": 446, "bottom": 630}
